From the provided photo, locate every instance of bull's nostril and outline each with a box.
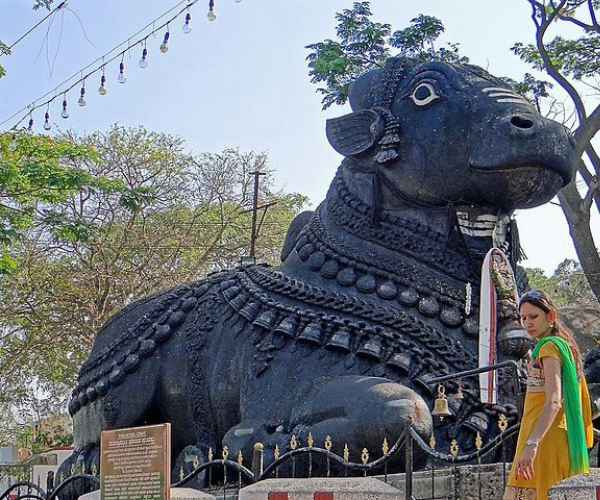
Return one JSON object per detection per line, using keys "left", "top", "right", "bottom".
{"left": 510, "top": 116, "right": 534, "bottom": 129}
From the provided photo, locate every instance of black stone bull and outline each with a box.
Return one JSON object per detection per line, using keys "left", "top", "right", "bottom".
{"left": 60, "top": 57, "right": 576, "bottom": 482}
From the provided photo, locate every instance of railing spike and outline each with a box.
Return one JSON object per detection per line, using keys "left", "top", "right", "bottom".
{"left": 361, "top": 448, "right": 369, "bottom": 465}
{"left": 429, "top": 433, "right": 436, "bottom": 450}
{"left": 450, "top": 439, "right": 459, "bottom": 457}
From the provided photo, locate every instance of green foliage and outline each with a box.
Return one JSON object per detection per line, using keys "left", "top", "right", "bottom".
{"left": 0, "top": 41, "right": 9, "bottom": 79}
{"left": 525, "top": 259, "right": 596, "bottom": 307}
{"left": 0, "top": 126, "right": 306, "bottom": 416}
{"left": 33, "top": 0, "right": 53, "bottom": 10}
{"left": 0, "top": 132, "right": 143, "bottom": 273}
{"left": 505, "top": 73, "right": 554, "bottom": 112}
{"left": 306, "top": 2, "right": 391, "bottom": 109}
{"left": 306, "top": 2, "right": 468, "bottom": 109}
{"left": 513, "top": 35, "right": 600, "bottom": 80}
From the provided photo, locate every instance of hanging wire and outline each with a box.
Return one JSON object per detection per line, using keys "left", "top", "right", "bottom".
{"left": 1, "top": 0, "right": 200, "bottom": 130}
{"left": 7, "top": 1, "right": 69, "bottom": 51}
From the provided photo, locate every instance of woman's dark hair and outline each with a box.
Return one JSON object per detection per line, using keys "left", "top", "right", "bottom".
{"left": 519, "top": 290, "right": 584, "bottom": 378}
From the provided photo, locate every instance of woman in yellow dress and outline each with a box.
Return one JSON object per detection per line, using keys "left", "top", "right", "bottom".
{"left": 503, "top": 290, "right": 594, "bottom": 500}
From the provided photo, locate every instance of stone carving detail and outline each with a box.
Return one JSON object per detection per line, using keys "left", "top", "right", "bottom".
{"left": 59, "top": 57, "right": 576, "bottom": 485}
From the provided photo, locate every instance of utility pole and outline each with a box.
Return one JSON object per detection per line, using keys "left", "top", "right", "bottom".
{"left": 249, "top": 170, "right": 265, "bottom": 262}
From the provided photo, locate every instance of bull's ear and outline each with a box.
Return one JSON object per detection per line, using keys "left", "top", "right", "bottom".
{"left": 326, "top": 109, "right": 384, "bottom": 156}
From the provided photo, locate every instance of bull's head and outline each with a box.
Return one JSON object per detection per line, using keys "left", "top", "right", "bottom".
{"left": 326, "top": 57, "right": 576, "bottom": 212}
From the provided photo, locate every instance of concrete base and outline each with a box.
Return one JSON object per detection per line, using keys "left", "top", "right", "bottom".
{"left": 238, "top": 478, "right": 402, "bottom": 500}
{"left": 549, "top": 469, "right": 600, "bottom": 500}
{"left": 79, "top": 487, "right": 217, "bottom": 500}
{"left": 383, "top": 462, "right": 511, "bottom": 500}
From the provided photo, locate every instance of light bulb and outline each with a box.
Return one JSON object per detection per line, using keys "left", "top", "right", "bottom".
{"left": 118, "top": 62, "right": 127, "bottom": 84}
{"left": 182, "top": 13, "right": 192, "bottom": 33}
{"left": 139, "top": 48, "right": 148, "bottom": 68}
{"left": 27, "top": 118, "right": 34, "bottom": 133}
{"left": 61, "top": 99, "right": 69, "bottom": 119}
{"left": 160, "top": 32, "right": 170, "bottom": 53}
{"left": 78, "top": 86, "right": 87, "bottom": 106}
{"left": 44, "top": 112, "right": 51, "bottom": 131}
{"left": 235, "top": 0, "right": 242, "bottom": 3}
{"left": 98, "top": 75, "right": 107, "bottom": 95}
{"left": 207, "top": 9, "right": 216, "bottom": 21}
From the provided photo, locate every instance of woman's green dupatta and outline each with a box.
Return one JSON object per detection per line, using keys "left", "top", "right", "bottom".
{"left": 532, "top": 336, "right": 589, "bottom": 474}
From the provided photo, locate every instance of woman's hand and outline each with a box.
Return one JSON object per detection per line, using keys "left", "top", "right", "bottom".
{"left": 516, "top": 445, "right": 538, "bottom": 481}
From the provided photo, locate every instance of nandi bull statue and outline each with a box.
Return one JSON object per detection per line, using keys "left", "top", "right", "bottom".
{"left": 60, "top": 57, "right": 576, "bottom": 482}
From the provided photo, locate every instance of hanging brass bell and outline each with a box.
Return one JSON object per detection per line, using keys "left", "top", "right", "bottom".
{"left": 431, "top": 384, "right": 452, "bottom": 420}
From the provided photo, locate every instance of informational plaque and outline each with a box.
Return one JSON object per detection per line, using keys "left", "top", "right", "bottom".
{"left": 100, "top": 423, "right": 171, "bottom": 500}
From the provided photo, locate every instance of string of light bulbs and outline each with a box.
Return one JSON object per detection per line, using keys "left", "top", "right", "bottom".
{"left": 2, "top": 0, "right": 242, "bottom": 132}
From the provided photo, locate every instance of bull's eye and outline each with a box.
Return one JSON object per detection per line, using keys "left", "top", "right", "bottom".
{"left": 410, "top": 82, "right": 440, "bottom": 106}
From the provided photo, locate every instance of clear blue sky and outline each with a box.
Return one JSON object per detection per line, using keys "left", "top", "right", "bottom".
{"left": 1, "top": 0, "right": 596, "bottom": 275}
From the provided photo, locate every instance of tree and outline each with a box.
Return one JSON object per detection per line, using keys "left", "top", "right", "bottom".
{"left": 0, "top": 125, "right": 306, "bottom": 430}
{"left": 0, "top": 132, "right": 143, "bottom": 274}
{"left": 306, "top": 2, "right": 467, "bottom": 109}
{"left": 525, "top": 258, "right": 596, "bottom": 306}
{"left": 307, "top": 1, "right": 600, "bottom": 302}
{"left": 511, "top": 0, "right": 600, "bottom": 302}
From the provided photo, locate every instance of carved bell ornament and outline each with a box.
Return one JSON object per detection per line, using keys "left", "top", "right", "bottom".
{"left": 431, "top": 384, "right": 452, "bottom": 420}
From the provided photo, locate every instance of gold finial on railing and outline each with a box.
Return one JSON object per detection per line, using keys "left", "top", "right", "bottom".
{"left": 361, "top": 448, "right": 369, "bottom": 465}
{"left": 382, "top": 438, "right": 389, "bottom": 455}
{"left": 475, "top": 432, "right": 483, "bottom": 451}
{"left": 290, "top": 435, "right": 298, "bottom": 450}
{"left": 237, "top": 450, "right": 243, "bottom": 465}
{"left": 91, "top": 464, "right": 98, "bottom": 476}
{"left": 450, "top": 439, "right": 459, "bottom": 457}
{"left": 498, "top": 414, "right": 508, "bottom": 432}
{"left": 179, "top": 467, "right": 185, "bottom": 481}
{"left": 429, "top": 433, "right": 436, "bottom": 450}
{"left": 324, "top": 435, "right": 332, "bottom": 451}
{"left": 343, "top": 444, "right": 349, "bottom": 462}
{"left": 208, "top": 447, "right": 214, "bottom": 461}
{"left": 274, "top": 444, "right": 280, "bottom": 460}
{"left": 193, "top": 454, "right": 200, "bottom": 469}
{"left": 70, "top": 464, "right": 75, "bottom": 476}
{"left": 59, "top": 473, "right": 65, "bottom": 483}
{"left": 307, "top": 432, "right": 314, "bottom": 447}
{"left": 222, "top": 446, "right": 229, "bottom": 460}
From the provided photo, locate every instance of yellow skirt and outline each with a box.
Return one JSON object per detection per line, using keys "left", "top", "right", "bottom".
{"left": 504, "top": 391, "right": 569, "bottom": 500}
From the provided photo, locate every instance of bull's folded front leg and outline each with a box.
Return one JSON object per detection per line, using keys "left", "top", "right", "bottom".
{"left": 288, "top": 376, "right": 432, "bottom": 472}
{"left": 222, "top": 376, "right": 432, "bottom": 475}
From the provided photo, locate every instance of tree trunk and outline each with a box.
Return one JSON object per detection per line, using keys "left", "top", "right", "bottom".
{"left": 558, "top": 181, "right": 600, "bottom": 302}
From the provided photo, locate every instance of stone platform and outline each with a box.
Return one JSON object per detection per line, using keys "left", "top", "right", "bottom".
{"left": 79, "top": 487, "right": 217, "bottom": 500}
{"left": 549, "top": 469, "right": 600, "bottom": 500}
{"left": 239, "top": 478, "right": 402, "bottom": 500}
